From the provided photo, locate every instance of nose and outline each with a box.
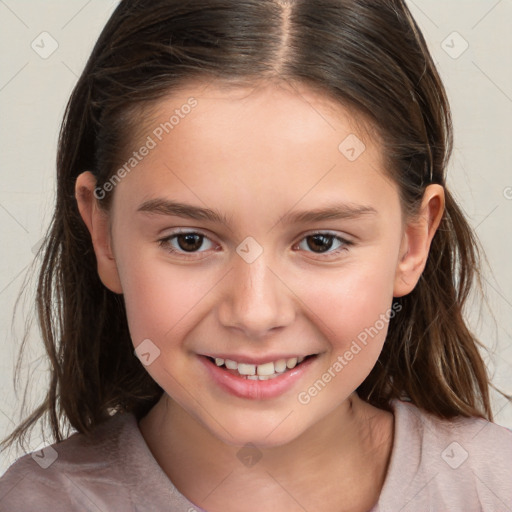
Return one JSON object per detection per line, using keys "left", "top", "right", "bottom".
{"left": 216, "top": 254, "right": 296, "bottom": 340}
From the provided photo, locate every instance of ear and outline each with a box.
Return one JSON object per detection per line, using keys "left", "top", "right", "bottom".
{"left": 75, "top": 171, "right": 123, "bottom": 294}
{"left": 393, "top": 184, "right": 445, "bottom": 298}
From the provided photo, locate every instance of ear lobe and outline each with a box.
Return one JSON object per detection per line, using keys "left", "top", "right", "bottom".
{"left": 393, "top": 184, "right": 445, "bottom": 298}
{"left": 75, "top": 171, "right": 123, "bottom": 294}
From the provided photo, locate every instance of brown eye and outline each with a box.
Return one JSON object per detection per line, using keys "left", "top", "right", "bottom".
{"left": 158, "top": 231, "right": 216, "bottom": 257}
{"left": 306, "top": 234, "right": 335, "bottom": 253}
{"left": 296, "top": 232, "right": 353, "bottom": 258}
{"left": 175, "top": 233, "right": 204, "bottom": 252}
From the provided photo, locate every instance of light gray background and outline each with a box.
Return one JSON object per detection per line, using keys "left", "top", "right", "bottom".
{"left": 1, "top": 0, "right": 511, "bottom": 475}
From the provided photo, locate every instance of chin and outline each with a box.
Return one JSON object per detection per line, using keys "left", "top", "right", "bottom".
{"left": 203, "top": 412, "right": 307, "bottom": 449}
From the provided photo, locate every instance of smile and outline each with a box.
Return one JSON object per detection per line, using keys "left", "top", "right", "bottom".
{"left": 207, "top": 355, "right": 311, "bottom": 380}
{"left": 200, "top": 354, "right": 319, "bottom": 400}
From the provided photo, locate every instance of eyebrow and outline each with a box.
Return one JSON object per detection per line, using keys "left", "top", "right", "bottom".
{"left": 137, "top": 198, "right": 378, "bottom": 225}
{"left": 137, "top": 198, "right": 232, "bottom": 224}
{"left": 279, "top": 203, "right": 378, "bottom": 224}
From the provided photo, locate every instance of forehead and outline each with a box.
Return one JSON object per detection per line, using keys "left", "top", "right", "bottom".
{"left": 142, "top": 79, "right": 376, "bottom": 146}
{"left": 112, "top": 80, "right": 399, "bottom": 225}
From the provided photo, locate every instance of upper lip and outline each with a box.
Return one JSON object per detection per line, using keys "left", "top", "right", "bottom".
{"left": 201, "top": 353, "right": 318, "bottom": 365}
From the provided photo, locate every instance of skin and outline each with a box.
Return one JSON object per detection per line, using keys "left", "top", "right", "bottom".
{"left": 75, "top": 80, "right": 445, "bottom": 512}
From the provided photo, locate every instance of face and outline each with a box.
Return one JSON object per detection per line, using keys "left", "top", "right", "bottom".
{"left": 80, "top": 80, "right": 434, "bottom": 447}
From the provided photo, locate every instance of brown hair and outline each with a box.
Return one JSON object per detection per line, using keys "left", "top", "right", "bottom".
{"left": 2, "top": 0, "right": 508, "bottom": 454}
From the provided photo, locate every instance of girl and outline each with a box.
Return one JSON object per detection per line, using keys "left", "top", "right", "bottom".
{"left": 1, "top": 0, "right": 511, "bottom": 511}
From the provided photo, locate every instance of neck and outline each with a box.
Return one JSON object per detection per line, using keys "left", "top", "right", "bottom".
{"left": 139, "top": 392, "right": 393, "bottom": 512}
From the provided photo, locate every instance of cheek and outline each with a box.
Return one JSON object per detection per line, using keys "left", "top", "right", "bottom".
{"left": 297, "top": 258, "right": 396, "bottom": 360}
{"left": 291, "top": 271, "right": 395, "bottom": 407}
{"left": 115, "top": 246, "right": 213, "bottom": 346}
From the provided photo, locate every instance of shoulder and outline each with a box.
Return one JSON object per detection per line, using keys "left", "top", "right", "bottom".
{"left": 377, "top": 399, "right": 512, "bottom": 512}
{"left": 0, "top": 413, "right": 139, "bottom": 512}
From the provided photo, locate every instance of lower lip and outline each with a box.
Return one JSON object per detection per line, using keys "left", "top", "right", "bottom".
{"left": 199, "top": 355, "right": 317, "bottom": 400}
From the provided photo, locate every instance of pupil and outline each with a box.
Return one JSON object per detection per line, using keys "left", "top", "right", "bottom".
{"left": 178, "top": 234, "right": 203, "bottom": 252}
{"left": 308, "top": 235, "right": 333, "bottom": 253}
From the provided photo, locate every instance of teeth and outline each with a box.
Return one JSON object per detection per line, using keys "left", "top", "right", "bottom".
{"left": 257, "top": 361, "right": 275, "bottom": 376}
{"left": 238, "top": 363, "right": 256, "bottom": 376}
{"left": 248, "top": 375, "right": 279, "bottom": 380}
{"left": 286, "top": 357, "right": 298, "bottom": 369}
{"left": 274, "top": 359, "right": 287, "bottom": 373}
{"left": 225, "top": 359, "right": 238, "bottom": 370}
{"left": 212, "top": 355, "right": 310, "bottom": 376}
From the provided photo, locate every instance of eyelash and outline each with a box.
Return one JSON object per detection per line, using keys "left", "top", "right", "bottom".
{"left": 157, "top": 230, "right": 354, "bottom": 259}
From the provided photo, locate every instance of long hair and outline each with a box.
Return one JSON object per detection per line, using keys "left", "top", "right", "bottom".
{"left": 2, "top": 0, "right": 505, "bottom": 454}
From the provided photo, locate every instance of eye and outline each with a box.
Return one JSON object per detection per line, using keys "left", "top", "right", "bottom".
{"left": 157, "top": 230, "right": 353, "bottom": 260}
{"left": 158, "top": 230, "right": 217, "bottom": 257}
{"left": 295, "top": 232, "right": 353, "bottom": 257}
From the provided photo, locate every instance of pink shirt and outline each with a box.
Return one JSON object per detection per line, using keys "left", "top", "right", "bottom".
{"left": 1, "top": 399, "right": 511, "bottom": 511}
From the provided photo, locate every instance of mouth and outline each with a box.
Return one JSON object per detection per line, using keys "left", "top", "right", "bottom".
{"left": 199, "top": 353, "right": 320, "bottom": 400}
{"left": 204, "top": 354, "right": 318, "bottom": 380}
